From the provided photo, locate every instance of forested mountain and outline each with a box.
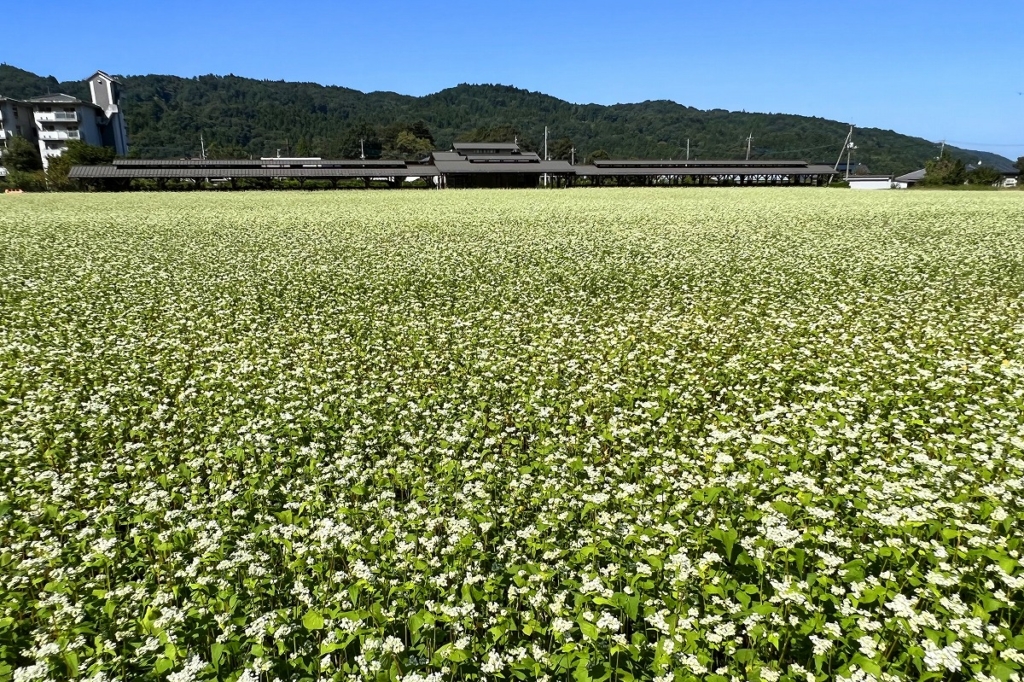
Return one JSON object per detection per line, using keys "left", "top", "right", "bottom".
{"left": 1, "top": 64, "right": 1014, "bottom": 174}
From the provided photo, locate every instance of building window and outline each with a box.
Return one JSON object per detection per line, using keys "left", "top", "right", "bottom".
{"left": 46, "top": 140, "right": 64, "bottom": 149}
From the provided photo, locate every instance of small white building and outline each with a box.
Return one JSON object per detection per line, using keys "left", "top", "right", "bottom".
{"left": 846, "top": 175, "right": 894, "bottom": 190}
{"left": 893, "top": 169, "right": 925, "bottom": 189}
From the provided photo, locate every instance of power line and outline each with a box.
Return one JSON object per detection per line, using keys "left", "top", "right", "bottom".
{"left": 941, "top": 140, "right": 1024, "bottom": 148}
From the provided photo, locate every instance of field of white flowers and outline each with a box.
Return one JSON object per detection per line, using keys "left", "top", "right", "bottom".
{"left": 1, "top": 189, "right": 1023, "bottom": 682}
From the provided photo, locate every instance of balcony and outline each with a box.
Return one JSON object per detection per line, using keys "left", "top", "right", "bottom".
{"left": 39, "top": 130, "right": 80, "bottom": 141}
{"left": 34, "top": 111, "right": 78, "bottom": 123}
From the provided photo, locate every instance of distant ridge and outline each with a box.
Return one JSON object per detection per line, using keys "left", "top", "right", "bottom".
{"left": 0, "top": 64, "right": 1013, "bottom": 175}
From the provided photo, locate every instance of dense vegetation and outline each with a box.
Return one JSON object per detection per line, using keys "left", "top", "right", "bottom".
{"left": 2, "top": 190, "right": 1024, "bottom": 681}
{"left": 0, "top": 64, "right": 1014, "bottom": 175}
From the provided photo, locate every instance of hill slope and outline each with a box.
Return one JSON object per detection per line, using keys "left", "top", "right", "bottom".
{"left": 1, "top": 64, "right": 1013, "bottom": 174}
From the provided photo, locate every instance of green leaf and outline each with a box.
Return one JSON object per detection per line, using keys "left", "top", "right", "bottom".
{"left": 64, "top": 651, "right": 80, "bottom": 678}
{"left": 578, "top": 618, "right": 599, "bottom": 640}
{"left": 303, "top": 609, "right": 325, "bottom": 630}
{"left": 711, "top": 526, "right": 738, "bottom": 560}
{"left": 853, "top": 655, "right": 881, "bottom": 676}
{"left": 625, "top": 595, "right": 639, "bottom": 620}
{"left": 992, "top": 663, "right": 1018, "bottom": 681}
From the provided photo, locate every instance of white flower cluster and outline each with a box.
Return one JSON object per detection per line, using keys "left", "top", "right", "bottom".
{"left": 1, "top": 190, "right": 1022, "bottom": 680}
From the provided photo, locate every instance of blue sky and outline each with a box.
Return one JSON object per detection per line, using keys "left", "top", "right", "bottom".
{"left": 5, "top": 0, "right": 1022, "bottom": 159}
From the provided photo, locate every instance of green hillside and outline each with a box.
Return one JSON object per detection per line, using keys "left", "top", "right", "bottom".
{"left": 1, "top": 64, "right": 1014, "bottom": 174}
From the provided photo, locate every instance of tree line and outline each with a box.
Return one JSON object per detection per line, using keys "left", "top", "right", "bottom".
{"left": 1, "top": 64, "right": 1016, "bottom": 176}
{"left": 920, "top": 152, "right": 1023, "bottom": 187}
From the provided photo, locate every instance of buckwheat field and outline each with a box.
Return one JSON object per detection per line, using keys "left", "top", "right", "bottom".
{"left": 2, "top": 189, "right": 1024, "bottom": 682}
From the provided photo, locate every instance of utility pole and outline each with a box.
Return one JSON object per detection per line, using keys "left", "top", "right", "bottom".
{"left": 200, "top": 133, "right": 206, "bottom": 160}
{"left": 845, "top": 139, "right": 856, "bottom": 180}
{"left": 829, "top": 126, "right": 854, "bottom": 184}
{"left": 746, "top": 133, "right": 753, "bottom": 161}
{"left": 570, "top": 146, "right": 575, "bottom": 166}
{"left": 543, "top": 126, "right": 549, "bottom": 187}
{"left": 939, "top": 140, "right": 945, "bottom": 158}
{"left": 686, "top": 139, "right": 690, "bottom": 161}
{"left": 360, "top": 139, "right": 365, "bottom": 161}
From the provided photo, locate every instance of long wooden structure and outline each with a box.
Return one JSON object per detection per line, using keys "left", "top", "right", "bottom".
{"left": 69, "top": 144, "right": 839, "bottom": 189}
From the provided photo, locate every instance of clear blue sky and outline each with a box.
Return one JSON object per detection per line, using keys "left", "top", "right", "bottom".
{"left": 5, "top": 0, "right": 1022, "bottom": 159}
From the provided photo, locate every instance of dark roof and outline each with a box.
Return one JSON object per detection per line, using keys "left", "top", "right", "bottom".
{"left": 574, "top": 164, "right": 837, "bottom": 176}
{"left": 114, "top": 158, "right": 409, "bottom": 169}
{"left": 89, "top": 70, "right": 120, "bottom": 84}
{"left": 433, "top": 158, "right": 575, "bottom": 174}
{"left": 27, "top": 93, "right": 95, "bottom": 105}
{"left": 592, "top": 159, "right": 813, "bottom": 168}
{"left": 895, "top": 169, "right": 926, "bottom": 183}
{"left": 70, "top": 165, "right": 439, "bottom": 179}
{"left": 463, "top": 154, "right": 542, "bottom": 163}
{"left": 452, "top": 142, "right": 521, "bottom": 152}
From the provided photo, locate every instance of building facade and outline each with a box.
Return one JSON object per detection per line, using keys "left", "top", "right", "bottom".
{"left": 1, "top": 70, "right": 127, "bottom": 171}
{"left": 0, "top": 97, "right": 38, "bottom": 149}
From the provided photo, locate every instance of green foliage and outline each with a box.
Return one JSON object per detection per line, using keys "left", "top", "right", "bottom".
{"left": 385, "top": 128, "right": 434, "bottom": 159}
{"left": 548, "top": 136, "right": 575, "bottom": 161}
{"left": 2, "top": 136, "right": 43, "bottom": 172}
{"left": 1015, "top": 156, "right": 1023, "bottom": 176}
{"left": 202, "top": 141, "right": 250, "bottom": 159}
{"left": 2, "top": 167, "right": 1024, "bottom": 681}
{"left": 44, "top": 155, "right": 75, "bottom": 191}
{"left": 967, "top": 164, "right": 1005, "bottom": 186}
{"left": 6, "top": 65, "right": 1015, "bottom": 174}
{"left": 2, "top": 168, "right": 46, "bottom": 191}
{"left": 922, "top": 151, "right": 967, "bottom": 186}
{"left": 5, "top": 64, "right": 1015, "bottom": 175}
{"left": 64, "top": 140, "right": 117, "bottom": 166}
{"left": 44, "top": 141, "right": 116, "bottom": 191}
{"left": 456, "top": 124, "right": 530, "bottom": 150}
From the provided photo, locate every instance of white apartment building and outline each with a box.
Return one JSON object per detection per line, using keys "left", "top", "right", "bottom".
{"left": 0, "top": 97, "right": 38, "bottom": 150}
{"left": 1, "top": 70, "right": 128, "bottom": 171}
